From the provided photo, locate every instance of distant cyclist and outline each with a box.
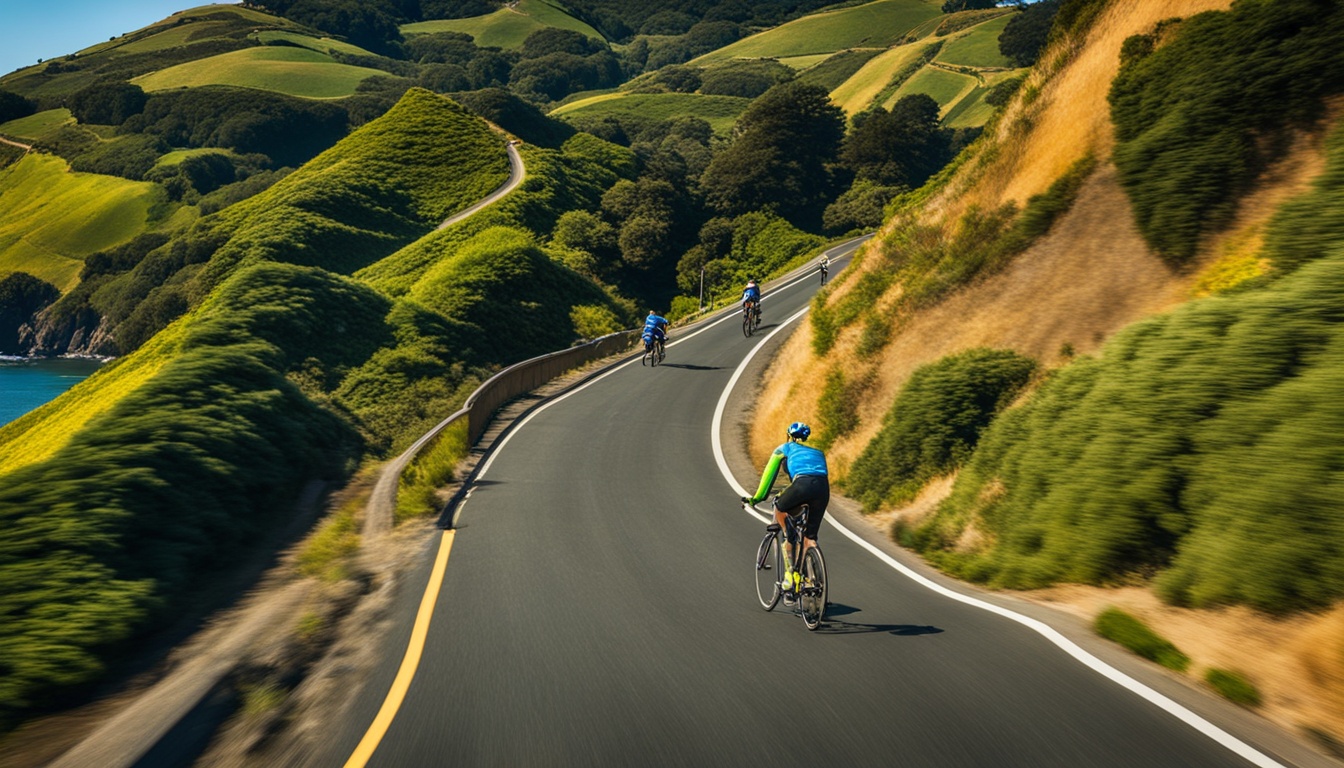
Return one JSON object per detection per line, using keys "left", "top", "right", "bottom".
{"left": 741, "top": 422, "right": 829, "bottom": 604}
{"left": 742, "top": 278, "right": 762, "bottom": 323}
{"left": 818, "top": 254, "right": 829, "bottom": 285}
{"left": 642, "top": 310, "right": 668, "bottom": 352}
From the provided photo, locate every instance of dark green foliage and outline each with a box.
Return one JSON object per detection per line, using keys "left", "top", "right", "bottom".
{"left": 920, "top": 247, "right": 1344, "bottom": 611}
{"left": 700, "top": 81, "right": 844, "bottom": 223}
{"left": 998, "top": 0, "right": 1060, "bottom": 67}
{"left": 845, "top": 349, "right": 1035, "bottom": 512}
{"left": 1260, "top": 123, "right": 1344, "bottom": 273}
{"left": 984, "top": 75, "right": 1025, "bottom": 107}
{"left": 823, "top": 180, "right": 904, "bottom": 235}
{"left": 510, "top": 50, "right": 623, "bottom": 102}
{"left": 68, "top": 134, "right": 168, "bottom": 180}
{"left": 797, "top": 50, "right": 885, "bottom": 91}
{"left": 520, "top": 28, "right": 607, "bottom": 58}
{"left": 404, "top": 31, "right": 481, "bottom": 66}
{"left": 942, "top": 0, "right": 996, "bottom": 13}
{"left": 0, "top": 274, "right": 58, "bottom": 354}
{"left": 842, "top": 94, "right": 951, "bottom": 188}
{"left": 1094, "top": 608, "right": 1190, "bottom": 672}
{"left": 268, "top": 0, "right": 405, "bottom": 56}
{"left": 698, "top": 59, "right": 795, "bottom": 98}
{"left": 420, "top": 0, "right": 499, "bottom": 19}
{"left": 451, "top": 88, "right": 576, "bottom": 148}
{"left": 123, "top": 87, "right": 350, "bottom": 169}
{"left": 66, "top": 80, "right": 147, "bottom": 126}
{"left": 1108, "top": 0, "right": 1344, "bottom": 264}
{"left": 641, "top": 65, "right": 702, "bottom": 94}
{"left": 0, "top": 89, "right": 37, "bottom": 123}
{"left": 1205, "top": 668, "right": 1261, "bottom": 707}
{"left": 0, "top": 262, "right": 384, "bottom": 729}
{"left": 815, "top": 368, "right": 863, "bottom": 449}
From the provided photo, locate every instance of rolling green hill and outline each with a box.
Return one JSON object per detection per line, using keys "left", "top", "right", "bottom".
{"left": 0, "top": 109, "right": 74, "bottom": 142}
{"left": 132, "top": 47, "right": 386, "bottom": 99}
{"left": 401, "top": 0, "right": 604, "bottom": 49}
{"left": 550, "top": 92, "right": 750, "bottom": 134}
{"left": 0, "top": 154, "right": 170, "bottom": 291}
{"left": 692, "top": 0, "right": 942, "bottom": 63}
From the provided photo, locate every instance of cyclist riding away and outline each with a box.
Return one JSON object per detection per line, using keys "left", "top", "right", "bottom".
{"left": 642, "top": 310, "right": 668, "bottom": 353}
{"left": 742, "top": 422, "right": 829, "bottom": 605}
{"left": 742, "top": 278, "right": 762, "bottom": 324}
{"left": 818, "top": 254, "right": 829, "bottom": 285}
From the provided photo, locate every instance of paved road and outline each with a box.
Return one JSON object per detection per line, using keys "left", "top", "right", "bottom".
{"left": 325, "top": 240, "right": 1317, "bottom": 767}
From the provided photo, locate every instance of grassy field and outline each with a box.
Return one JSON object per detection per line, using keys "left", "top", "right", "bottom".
{"left": 0, "top": 109, "right": 74, "bottom": 142}
{"left": 943, "top": 69, "right": 1022, "bottom": 128}
{"left": 401, "top": 0, "right": 603, "bottom": 49}
{"left": 132, "top": 47, "right": 385, "bottom": 99}
{"left": 830, "top": 40, "right": 935, "bottom": 115}
{"left": 252, "top": 30, "right": 377, "bottom": 58}
{"left": 153, "top": 147, "right": 240, "bottom": 169}
{"left": 885, "top": 65, "right": 978, "bottom": 113}
{"left": 551, "top": 92, "right": 750, "bottom": 134}
{"left": 0, "top": 154, "right": 164, "bottom": 291}
{"left": 693, "top": 0, "right": 943, "bottom": 63}
{"left": 778, "top": 54, "right": 834, "bottom": 70}
{"left": 936, "top": 14, "right": 1014, "bottom": 68}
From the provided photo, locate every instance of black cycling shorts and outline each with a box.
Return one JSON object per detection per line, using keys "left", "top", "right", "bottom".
{"left": 774, "top": 474, "right": 829, "bottom": 540}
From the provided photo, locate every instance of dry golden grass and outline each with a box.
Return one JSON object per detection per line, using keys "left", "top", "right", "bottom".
{"left": 1025, "top": 587, "right": 1344, "bottom": 746}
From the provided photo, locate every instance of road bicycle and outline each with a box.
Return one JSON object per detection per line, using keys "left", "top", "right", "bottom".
{"left": 741, "top": 302, "right": 762, "bottom": 337}
{"left": 641, "top": 337, "right": 665, "bottom": 366}
{"left": 750, "top": 500, "right": 828, "bottom": 630}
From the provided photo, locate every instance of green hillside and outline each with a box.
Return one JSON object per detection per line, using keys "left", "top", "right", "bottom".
{"left": 0, "top": 109, "right": 74, "bottom": 142}
{"left": 935, "top": 13, "right": 1014, "bottom": 68}
{"left": 132, "top": 47, "right": 386, "bottom": 98}
{"left": 550, "top": 92, "right": 750, "bottom": 135}
{"left": 402, "top": 0, "right": 604, "bottom": 49}
{"left": 0, "top": 154, "right": 169, "bottom": 291}
{"left": 0, "top": 88, "right": 635, "bottom": 730}
{"left": 693, "top": 0, "right": 942, "bottom": 63}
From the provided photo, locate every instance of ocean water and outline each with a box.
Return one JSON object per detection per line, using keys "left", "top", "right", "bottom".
{"left": 0, "top": 357, "right": 106, "bottom": 426}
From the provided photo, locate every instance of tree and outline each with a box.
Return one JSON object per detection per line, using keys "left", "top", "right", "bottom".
{"left": 999, "top": 0, "right": 1061, "bottom": 67}
{"left": 0, "top": 89, "right": 36, "bottom": 124}
{"left": 941, "top": 0, "right": 996, "bottom": 11}
{"left": 519, "top": 27, "right": 605, "bottom": 59}
{"left": 0, "top": 273, "right": 58, "bottom": 354}
{"left": 699, "top": 81, "right": 844, "bottom": 222}
{"left": 67, "top": 80, "right": 147, "bottom": 126}
{"left": 840, "top": 94, "right": 950, "bottom": 188}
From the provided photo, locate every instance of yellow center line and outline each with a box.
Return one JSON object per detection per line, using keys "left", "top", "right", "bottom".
{"left": 343, "top": 529, "right": 456, "bottom": 768}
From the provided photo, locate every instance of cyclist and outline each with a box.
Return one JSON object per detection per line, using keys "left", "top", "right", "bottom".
{"left": 818, "top": 254, "right": 829, "bottom": 284}
{"left": 642, "top": 310, "right": 668, "bottom": 354}
{"left": 742, "top": 278, "right": 762, "bottom": 323}
{"left": 741, "top": 422, "right": 829, "bottom": 604}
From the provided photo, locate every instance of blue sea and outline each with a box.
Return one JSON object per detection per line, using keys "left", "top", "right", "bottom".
{"left": 0, "top": 357, "right": 106, "bottom": 426}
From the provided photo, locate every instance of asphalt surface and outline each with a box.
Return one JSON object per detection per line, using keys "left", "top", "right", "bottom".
{"left": 321, "top": 240, "right": 1320, "bottom": 768}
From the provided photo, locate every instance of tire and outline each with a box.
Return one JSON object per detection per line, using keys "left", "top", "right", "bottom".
{"left": 755, "top": 533, "right": 782, "bottom": 610}
{"left": 799, "top": 546, "right": 827, "bottom": 630}
{"left": 642, "top": 347, "right": 652, "bottom": 366}
{"left": 742, "top": 313, "right": 753, "bottom": 338}
{"left": 650, "top": 342, "right": 659, "bottom": 367}
{"left": 657, "top": 340, "right": 665, "bottom": 364}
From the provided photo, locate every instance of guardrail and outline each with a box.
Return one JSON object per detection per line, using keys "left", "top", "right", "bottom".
{"left": 366, "top": 327, "right": 644, "bottom": 535}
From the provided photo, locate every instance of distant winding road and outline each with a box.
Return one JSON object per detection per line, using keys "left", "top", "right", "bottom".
{"left": 321, "top": 238, "right": 1329, "bottom": 768}
{"left": 436, "top": 139, "right": 524, "bottom": 231}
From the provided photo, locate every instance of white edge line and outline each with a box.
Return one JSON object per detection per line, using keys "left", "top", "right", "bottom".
{"left": 710, "top": 300, "right": 1285, "bottom": 768}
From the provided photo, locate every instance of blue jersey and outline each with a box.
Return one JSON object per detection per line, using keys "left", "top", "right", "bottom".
{"left": 743, "top": 285, "right": 761, "bottom": 303}
{"left": 776, "top": 440, "right": 827, "bottom": 479}
{"left": 643, "top": 314, "right": 667, "bottom": 340}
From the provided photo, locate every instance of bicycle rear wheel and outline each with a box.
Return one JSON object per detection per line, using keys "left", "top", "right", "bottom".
{"left": 755, "top": 533, "right": 782, "bottom": 610}
{"left": 799, "top": 546, "right": 827, "bottom": 630}
{"left": 742, "top": 313, "right": 753, "bottom": 337}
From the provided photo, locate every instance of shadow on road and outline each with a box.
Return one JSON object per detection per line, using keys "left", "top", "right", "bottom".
{"left": 814, "top": 603, "right": 944, "bottom": 636}
{"left": 659, "top": 363, "right": 725, "bottom": 371}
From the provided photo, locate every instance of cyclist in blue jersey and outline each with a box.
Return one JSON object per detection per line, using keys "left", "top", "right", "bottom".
{"left": 742, "top": 422, "right": 829, "bottom": 603}
{"left": 742, "top": 278, "right": 762, "bottom": 323}
{"left": 642, "top": 310, "right": 668, "bottom": 352}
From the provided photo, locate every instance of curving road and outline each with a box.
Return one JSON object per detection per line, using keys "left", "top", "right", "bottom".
{"left": 322, "top": 238, "right": 1327, "bottom": 768}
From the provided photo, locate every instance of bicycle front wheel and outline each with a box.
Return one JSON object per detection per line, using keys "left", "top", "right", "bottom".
{"left": 755, "top": 533, "right": 782, "bottom": 610}
{"left": 743, "top": 314, "right": 753, "bottom": 337}
{"left": 799, "top": 546, "right": 827, "bottom": 630}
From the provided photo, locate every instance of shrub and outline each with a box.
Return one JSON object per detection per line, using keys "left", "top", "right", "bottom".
{"left": 845, "top": 348, "right": 1036, "bottom": 512}
{"left": 815, "top": 368, "right": 861, "bottom": 449}
{"left": 1094, "top": 608, "right": 1189, "bottom": 672}
{"left": 398, "top": 419, "right": 469, "bottom": 520}
{"left": 1205, "top": 668, "right": 1261, "bottom": 707}
{"left": 1108, "top": 0, "right": 1344, "bottom": 264}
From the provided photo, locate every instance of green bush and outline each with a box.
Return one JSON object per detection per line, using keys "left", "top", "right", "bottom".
{"left": 1108, "top": 0, "right": 1344, "bottom": 264}
{"left": 1094, "top": 608, "right": 1189, "bottom": 672}
{"left": 815, "top": 368, "right": 862, "bottom": 449}
{"left": 1205, "top": 668, "right": 1261, "bottom": 707}
{"left": 844, "top": 348, "right": 1036, "bottom": 512}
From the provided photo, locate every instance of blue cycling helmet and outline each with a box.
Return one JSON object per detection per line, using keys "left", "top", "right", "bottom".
{"left": 787, "top": 422, "right": 811, "bottom": 441}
